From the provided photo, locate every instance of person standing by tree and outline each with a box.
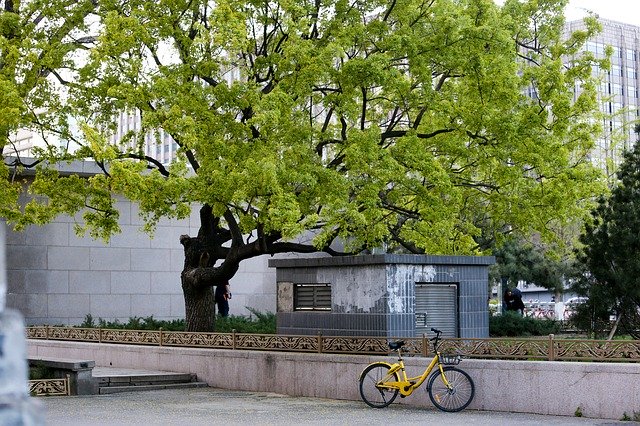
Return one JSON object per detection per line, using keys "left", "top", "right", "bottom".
{"left": 215, "top": 282, "right": 231, "bottom": 318}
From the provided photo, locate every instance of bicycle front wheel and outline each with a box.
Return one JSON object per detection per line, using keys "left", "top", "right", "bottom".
{"left": 427, "top": 366, "right": 475, "bottom": 412}
{"left": 359, "top": 363, "right": 400, "bottom": 408}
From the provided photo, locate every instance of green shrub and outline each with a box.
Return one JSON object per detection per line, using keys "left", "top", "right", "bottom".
{"left": 79, "top": 314, "right": 186, "bottom": 331}
{"left": 620, "top": 411, "right": 640, "bottom": 422}
{"left": 489, "top": 311, "right": 561, "bottom": 337}
{"left": 76, "top": 309, "right": 276, "bottom": 334}
{"left": 79, "top": 314, "right": 96, "bottom": 328}
{"left": 29, "top": 362, "right": 57, "bottom": 380}
{"left": 214, "top": 308, "right": 276, "bottom": 334}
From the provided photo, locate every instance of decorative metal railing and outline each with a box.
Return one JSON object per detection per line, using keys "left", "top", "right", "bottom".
{"left": 26, "top": 326, "right": 640, "bottom": 362}
{"left": 29, "top": 377, "right": 70, "bottom": 396}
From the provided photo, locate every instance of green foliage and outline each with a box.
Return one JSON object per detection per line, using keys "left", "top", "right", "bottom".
{"left": 214, "top": 308, "right": 277, "bottom": 334}
{"left": 77, "top": 311, "right": 276, "bottom": 334}
{"left": 29, "top": 363, "right": 57, "bottom": 380}
{"left": 79, "top": 314, "right": 96, "bottom": 328}
{"left": 79, "top": 314, "right": 186, "bottom": 331}
{"left": 621, "top": 411, "right": 640, "bottom": 422}
{"left": 5, "top": 0, "right": 606, "bottom": 255}
{"left": 489, "top": 311, "right": 561, "bottom": 337}
{"left": 574, "top": 406, "right": 583, "bottom": 417}
{"left": 4, "top": 0, "right": 609, "bottom": 331}
{"left": 567, "top": 301, "right": 613, "bottom": 340}
{"left": 571, "top": 132, "right": 640, "bottom": 339}
{"left": 490, "top": 236, "right": 572, "bottom": 294}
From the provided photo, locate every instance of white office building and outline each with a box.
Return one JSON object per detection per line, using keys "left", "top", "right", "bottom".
{"left": 565, "top": 18, "right": 640, "bottom": 175}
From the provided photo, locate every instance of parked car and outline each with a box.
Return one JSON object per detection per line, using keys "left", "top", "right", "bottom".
{"left": 563, "top": 297, "right": 588, "bottom": 320}
{"left": 565, "top": 297, "right": 588, "bottom": 305}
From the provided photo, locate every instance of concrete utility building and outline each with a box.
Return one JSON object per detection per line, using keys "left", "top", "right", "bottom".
{"left": 272, "top": 255, "right": 493, "bottom": 338}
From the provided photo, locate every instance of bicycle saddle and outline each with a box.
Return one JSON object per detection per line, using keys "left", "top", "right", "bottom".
{"left": 388, "top": 340, "right": 405, "bottom": 350}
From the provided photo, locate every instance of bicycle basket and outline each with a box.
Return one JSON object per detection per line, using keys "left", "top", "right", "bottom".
{"left": 440, "top": 354, "right": 462, "bottom": 365}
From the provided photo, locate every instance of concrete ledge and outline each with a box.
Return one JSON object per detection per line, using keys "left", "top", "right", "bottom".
{"left": 28, "top": 357, "right": 97, "bottom": 395}
{"left": 28, "top": 340, "right": 640, "bottom": 419}
{"left": 97, "top": 372, "right": 195, "bottom": 386}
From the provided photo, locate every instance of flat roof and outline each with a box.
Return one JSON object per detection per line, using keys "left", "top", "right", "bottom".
{"left": 269, "top": 254, "right": 495, "bottom": 268}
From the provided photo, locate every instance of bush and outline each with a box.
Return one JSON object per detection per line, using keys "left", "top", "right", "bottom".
{"left": 489, "top": 311, "right": 561, "bottom": 337}
{"left": 29, "top": 362, "right": 57, "bottom": 380}
{"left": 77, "top": 309, "right": 276, "bottom": 334}
{"left": 79, "top": 314, "right": 186, "bottom": 331}
{"left": 214, "top": 309, "right": 276, "bottom": 334}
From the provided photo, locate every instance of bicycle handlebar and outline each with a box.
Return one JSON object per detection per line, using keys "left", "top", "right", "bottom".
{"left": 429, "top": 328, "right": 442, "bottom": 351}
{"left": 429, "top": 328, "right": 442, "bottom": 340}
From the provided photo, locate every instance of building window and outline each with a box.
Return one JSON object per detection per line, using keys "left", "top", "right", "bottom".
{"left": 611, "top": 65, "right": 622, "bottom": 77}
{"left": 294, "top": 284, "right": 331, "bottom": 311}
{"left": 586, "top": 41, "right": 605, "bottom": 55}
{"left": 613, "top": 83, "right": 623, "bottom": 95}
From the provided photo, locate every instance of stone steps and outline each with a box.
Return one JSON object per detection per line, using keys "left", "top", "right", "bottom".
{"left": 99, "top": 381, "right": 209, "bottom": 394}
{"left": 94, "top": 369, "right": 208, "bottom": 395}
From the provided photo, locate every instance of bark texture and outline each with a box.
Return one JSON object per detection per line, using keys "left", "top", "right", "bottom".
{"left": 179, "top": 204, "right": 342, "bottom": 331}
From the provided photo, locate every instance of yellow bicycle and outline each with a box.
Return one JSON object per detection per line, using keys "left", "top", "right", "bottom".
{"left": 359, "top": 328, "right": 474, "bottom": 412}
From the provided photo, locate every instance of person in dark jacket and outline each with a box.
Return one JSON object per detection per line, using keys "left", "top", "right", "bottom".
{"left": 504, "top": 288, "right": 525, "bottom": 315}
{"left": 215, "top": 281, "right": 231, "bottom": 317}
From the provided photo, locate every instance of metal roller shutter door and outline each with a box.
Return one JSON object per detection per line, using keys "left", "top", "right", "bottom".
{"left": 415, "top": 283, "right": 458, "bottom": 337}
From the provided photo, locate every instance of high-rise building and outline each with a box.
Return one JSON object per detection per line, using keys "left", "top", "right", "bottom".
{"left": 107, "top": 67, "right": 242, "bottom": 166}
{"left": 565, "top": 18, "right": 640, "bottom": 175}
{"left": 108, "top": 109, "right": 179, "bottom": 165}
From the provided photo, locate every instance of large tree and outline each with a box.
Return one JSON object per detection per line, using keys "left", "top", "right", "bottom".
{"left": 571, "top": 126, "right": 640, "bottom": 339}
{"left": 1, "top": 0, "right": 96, "bottom": 218}
{"left": 3, "top": 0, "right": 607, "bottom": 331}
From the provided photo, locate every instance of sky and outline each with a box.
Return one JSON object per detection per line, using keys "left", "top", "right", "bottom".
{"left": 564, "top": 0, "right": 640, "bottom": 25}
{"left": 493, "top": 1, "right": 640, "bottom": 26}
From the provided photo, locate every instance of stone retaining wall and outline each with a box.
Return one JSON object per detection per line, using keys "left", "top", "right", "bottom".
{"left": 28, "top": 340, "right": 640, "bottom": 420}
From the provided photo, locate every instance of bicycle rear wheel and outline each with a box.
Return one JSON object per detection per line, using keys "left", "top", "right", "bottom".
{"left": 359, "top": 363, "right": 400, "bottom": 408}
{"left": 427, "top": 366, "right": 475, "bottom": 412}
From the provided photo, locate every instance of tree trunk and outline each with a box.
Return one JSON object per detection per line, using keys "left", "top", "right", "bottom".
{"left": 180, "top": 229, "right": 218, "bottom": 332}
{"left": 607, "top": 314, "right": 621, "bottom": 341}
{"left": 179, "top": 218, "right": 238, "bottom": 331}
{"left": 182, "top": 272, "right": 216, "bottom": 332}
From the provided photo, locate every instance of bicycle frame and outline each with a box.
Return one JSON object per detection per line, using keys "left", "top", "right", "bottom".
{"left": 360, "top": 328, "right": 474, "bottom": 412}
{"left": 375, "top": 351, "right": 451, "bottom": 397}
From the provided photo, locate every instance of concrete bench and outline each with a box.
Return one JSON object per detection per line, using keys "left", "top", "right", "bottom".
{"left": 28, "top": 357, "right": 97, "bottom": 395}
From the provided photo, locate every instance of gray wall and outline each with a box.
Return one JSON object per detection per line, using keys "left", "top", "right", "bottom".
{"left": 28, "top": 340, "right": 640, "bottom": 420}
{"left": 5, "top": 200, "right": 276, "bottom": 325}
{"left": 271, "top": 255, "right": 492, "bottom": 338}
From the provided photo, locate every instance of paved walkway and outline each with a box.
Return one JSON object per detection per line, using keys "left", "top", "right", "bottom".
{"left": 41, "top": 387, "right": 634, "bottom": 426}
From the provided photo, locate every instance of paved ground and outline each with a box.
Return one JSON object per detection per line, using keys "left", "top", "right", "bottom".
{"left": 41, "top": 387, "right": 636, "bottom": 426}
